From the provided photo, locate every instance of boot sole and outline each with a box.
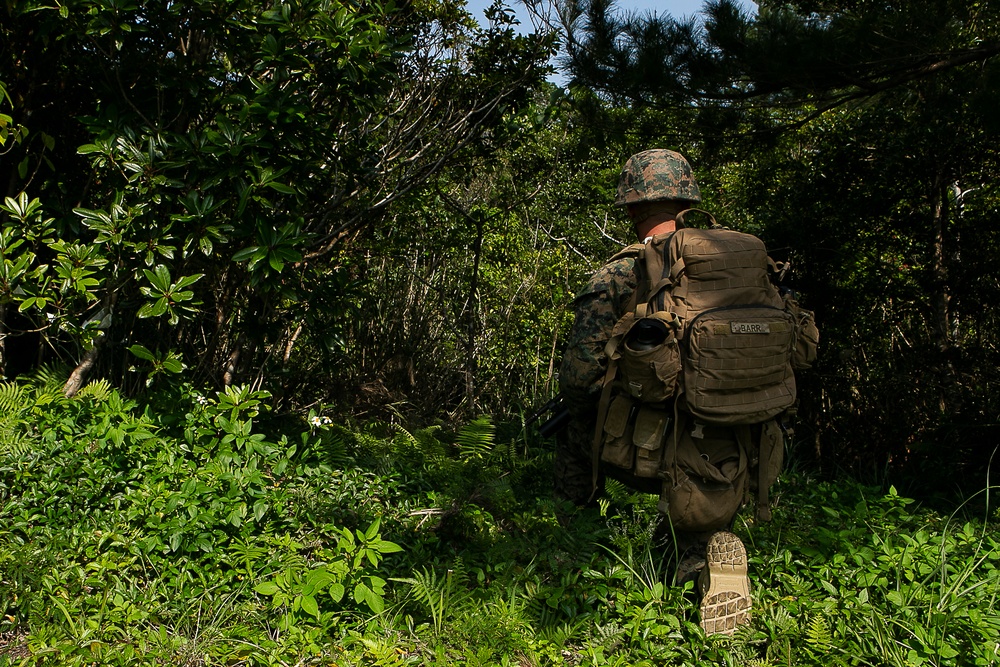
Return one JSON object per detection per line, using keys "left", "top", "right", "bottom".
{"left": 699, "top": 531, "right": 751, "bottom": 635}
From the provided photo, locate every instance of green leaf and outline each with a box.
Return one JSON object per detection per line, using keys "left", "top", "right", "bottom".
{"left": 151, "top": 264, "right": 172, "bottom": 290}
{"left": 265, "top": 181, "right": 296, "bottom": 194}
{"left": 198, "top": 236, "right": 213, "bottom": 256}
{"left": 161, "top": 357, "right": 183, "bottom": 374}
{"left": 375, "top": 539, "right": 402, "bottom": 554}
{"left": 128, "top": 344, "right": 156, "bottom": 361}
{"left": 18, "top": 297, "right": 39, "bottom": 312}
{"left": 174, "top": 273, "right": 203, "bottom": 290}
{"left": 305, "top": 568, "right": 337, "bottom": 592}
{"left": 255, "top": 581, "right": 280, "bottom": 596}
{"left": 938, "top": 644, "right": 959, "bottom": 659}
{"left": 232, "top": 246, "right": 261, "bottom": 262}
{"left": 365, "top": 518, "right": 382, "bottom": 540}
{"left": 299, "top": 594, "right": 319, "bottom": 618}
{"left": 138, "top": 298, "right": 169, "bottom": 319}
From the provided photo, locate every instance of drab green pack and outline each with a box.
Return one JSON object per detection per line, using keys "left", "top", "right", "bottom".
{"left": 591, "top": 209, "right": 818, "bottom": 523}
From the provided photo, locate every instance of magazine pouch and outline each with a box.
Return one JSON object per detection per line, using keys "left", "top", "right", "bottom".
{"left": 600, "top": 394, "right": 635, "bottom": 470}
{"left": 633, "top": 405, "right": 669, "bottom": 478}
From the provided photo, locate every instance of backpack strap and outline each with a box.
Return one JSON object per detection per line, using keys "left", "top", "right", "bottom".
{"left": 588, "top": 232, "right": 674, "bottom": 497}
{"left": 639, "top": 232, "right": 675, "bottom": 312}
{"left": 589, "top": 236, "right": 665, "bottom": 495}
{"left": 609, "top": 242, "right": 644, "bottom": 263}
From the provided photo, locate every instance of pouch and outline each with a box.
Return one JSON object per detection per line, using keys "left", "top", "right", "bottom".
{"left": 784, "top": 294, "right": 819, "bottom": 370}
{"left": 600, "top": 394, "right": 635, "bottom": 469}
{"left": 658, "top": 422, "right": 749, "bottom": 531}
{"left": 618, "top": 314, "right": 681, "bottom": 403}
{"left": 684, "top": 305, "right": 797, "bottom": 424}
{"left": 633, "top": 406, "right": 669, "bottom": 478}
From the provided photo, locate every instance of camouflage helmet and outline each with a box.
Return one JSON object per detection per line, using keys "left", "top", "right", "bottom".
{"left": 614, "top": 149, "right": 701, "bottom": 207}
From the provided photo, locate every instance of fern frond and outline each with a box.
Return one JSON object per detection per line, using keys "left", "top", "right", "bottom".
{"left": 24, "top": 364, "right": 69, "bottom": 409}
{"left": 30, "top": 363, "right": 69, "bottom": 392}
{"left": 413, "top": 425, "right": 447, "bottom": 460}
{"left": 76, "top": 378, "right": 113, "bottom": 401}
{"left": 604, "top": 478, "right": 630, "bottom": 500}
{"left": 0, "top": 381, "right": 27, "bottom": 417}
{"left": 768, "top": 605, "right": 799, "bottom": 634}
{"left": 806, "top": 614, "right": 832, "bottom": 650}
{"left": 456, "top": 416, "right": 494, "bottom": 462}
{"left": 594, "top": 622, "right": 625, "bottom": 642}
{"left": 404, "top": 566, "right": 471, "bottom": 635}
{"left": 317, "top": 430, "right": 350, "bottom": 468}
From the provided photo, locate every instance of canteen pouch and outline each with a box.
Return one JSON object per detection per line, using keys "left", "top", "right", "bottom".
{"left": 617, "top": 314, "right": 681, "bottom": 403}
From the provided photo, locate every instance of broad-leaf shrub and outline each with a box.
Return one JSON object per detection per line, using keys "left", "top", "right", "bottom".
{"left": 0, "top": 375, "right": 402, "bottom": 663}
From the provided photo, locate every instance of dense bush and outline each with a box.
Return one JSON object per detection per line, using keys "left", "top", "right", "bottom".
{"left": 1, "top": 371, "right": 997, "bottom": 665}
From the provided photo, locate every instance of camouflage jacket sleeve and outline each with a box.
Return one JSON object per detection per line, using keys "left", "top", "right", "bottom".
{"left": 559, "top": 255, "right": 637, "bottom": 413}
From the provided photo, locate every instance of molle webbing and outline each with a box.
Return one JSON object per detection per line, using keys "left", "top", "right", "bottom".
{"left": 645, "top": 232, "right": 776, "bottom": 321}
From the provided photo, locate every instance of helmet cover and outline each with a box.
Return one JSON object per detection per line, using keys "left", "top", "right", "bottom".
{"left": 615, "top": 149, "right": 701, "bottom": 206}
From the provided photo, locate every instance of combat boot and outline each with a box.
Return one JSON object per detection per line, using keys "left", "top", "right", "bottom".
{"left": 698, "top": 531, "right": 751, "bottom": 635}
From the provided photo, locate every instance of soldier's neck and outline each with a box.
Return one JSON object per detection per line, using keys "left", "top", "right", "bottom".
{"left": 636, "top": 218, "right": 677, "bottom": 242}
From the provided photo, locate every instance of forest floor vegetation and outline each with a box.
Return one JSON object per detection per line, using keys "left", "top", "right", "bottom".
{"left": 0, "top": 372, "right": 998, "bottom": 666}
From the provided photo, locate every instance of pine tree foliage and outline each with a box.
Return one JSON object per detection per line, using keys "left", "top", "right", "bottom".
{"left": 561, "top": 0, "right": 1000, "bottom": 117}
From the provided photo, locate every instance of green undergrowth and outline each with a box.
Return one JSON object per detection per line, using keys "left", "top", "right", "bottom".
{"left": 0, "top": 373, "right": 998, "bottom": 666}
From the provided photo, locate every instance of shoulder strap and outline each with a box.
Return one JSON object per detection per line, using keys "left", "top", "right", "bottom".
{"left": 609, "top": 242, "right": 644, "bottom": 262}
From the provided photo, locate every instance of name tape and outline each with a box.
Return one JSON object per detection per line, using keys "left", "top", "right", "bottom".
{"left": 730, "top": 322, "right": 771, "bottom": 334}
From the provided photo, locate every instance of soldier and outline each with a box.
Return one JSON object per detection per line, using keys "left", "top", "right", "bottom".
{"left": 556, "top": 149, "right": 757, "bottom": 635}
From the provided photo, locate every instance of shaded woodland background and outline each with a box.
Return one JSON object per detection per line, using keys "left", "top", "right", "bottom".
{"left": 3, "top": 0, "right": 1000, "bottom": 496}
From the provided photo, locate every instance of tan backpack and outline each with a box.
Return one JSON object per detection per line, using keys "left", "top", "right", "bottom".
{"left": 591, "top": 210, "right": 818, "bottom": 526}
